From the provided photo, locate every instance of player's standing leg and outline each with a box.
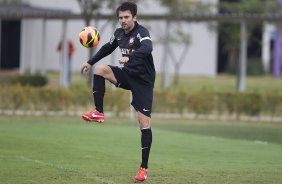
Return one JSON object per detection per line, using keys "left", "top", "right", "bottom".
{"left": 135, "top": 112, "right": 152, "bottom": 182}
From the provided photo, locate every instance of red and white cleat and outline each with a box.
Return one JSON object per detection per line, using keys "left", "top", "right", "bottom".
{"left": 81, "top": 110, "right": 105, "bottom": 123}
{"left": 134, "top": 167, "right": 148, "bottom": 182}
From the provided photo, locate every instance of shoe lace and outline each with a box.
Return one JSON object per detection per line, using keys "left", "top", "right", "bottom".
{"left": 137, "top": 168, "right": 146, "bottom": 176}
{"left": 87, "top": 110, "right": 96, "bottom": 114}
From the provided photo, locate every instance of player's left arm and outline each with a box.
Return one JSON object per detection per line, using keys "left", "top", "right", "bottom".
{"left": 129, "top": 28, "right": 152, "bottom": 60}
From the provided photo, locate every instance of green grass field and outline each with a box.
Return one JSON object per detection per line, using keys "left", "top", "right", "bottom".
{"left": 1, "top": 115, "right": 282, "bottom": 184}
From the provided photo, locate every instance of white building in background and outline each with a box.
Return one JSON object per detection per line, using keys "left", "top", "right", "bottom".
{"left": 20, "top": 0, "right": 218, "bottom": 77}
{"left": 262, "top": 23, "right": 275, "bottom": 74}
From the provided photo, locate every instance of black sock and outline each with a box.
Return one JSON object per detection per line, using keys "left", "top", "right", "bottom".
{"left": 140, "top": 128, "right": 152, "bottom": 169}
{"left": 93, "top": 74, "right": 105, "bottom": 113}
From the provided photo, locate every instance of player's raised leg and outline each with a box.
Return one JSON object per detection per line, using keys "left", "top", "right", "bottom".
{"left": 81, "top": 64, "right": 117, "bottom": 123}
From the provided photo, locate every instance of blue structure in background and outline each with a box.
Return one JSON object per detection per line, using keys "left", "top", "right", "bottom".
{"left": 273, "top": 0, "right": 282, "bottom": 78}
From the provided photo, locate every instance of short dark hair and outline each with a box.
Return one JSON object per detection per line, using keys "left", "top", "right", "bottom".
{"left": 116, "top": 1, "right": 137, "bottom": 17}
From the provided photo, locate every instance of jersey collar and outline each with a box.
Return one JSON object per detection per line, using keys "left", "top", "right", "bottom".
{"left": 124, "top": 21, "right": 139, "bottom": 35}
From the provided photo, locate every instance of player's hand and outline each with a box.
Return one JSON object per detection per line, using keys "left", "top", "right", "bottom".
{"left": 118, "top": 57, "right": 129, "bottom": 65}
{"left": 80, "top": 63, "right": 91, "bottom": 74}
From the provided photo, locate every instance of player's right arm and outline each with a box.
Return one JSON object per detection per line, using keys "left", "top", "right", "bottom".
{"left": 81, "top": 31, "right": 118, "bottom": 74}
{"left": 87, "top": 31, "right": 118, "bottom": 66}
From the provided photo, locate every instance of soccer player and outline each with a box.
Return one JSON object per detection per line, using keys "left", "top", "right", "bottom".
{"left": 80, "top": 1, "right": 155, "bottom": 182}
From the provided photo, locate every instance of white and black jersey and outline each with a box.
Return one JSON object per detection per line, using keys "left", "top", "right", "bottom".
{"left": 87, "top": 22, "right": 155, "bottom": 87}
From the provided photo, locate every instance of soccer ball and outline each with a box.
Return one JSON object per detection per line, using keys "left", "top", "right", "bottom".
{"left": 79, "top": 26, "right": 100, "bottom": 48}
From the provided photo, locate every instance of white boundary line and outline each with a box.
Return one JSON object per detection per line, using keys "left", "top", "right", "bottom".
{"left": 17, "top": 156, "right": 118, "bottom": 184}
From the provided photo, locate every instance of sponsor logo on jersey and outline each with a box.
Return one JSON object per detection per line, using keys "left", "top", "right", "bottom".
{"left": 137, "top": 33, "right": 142, "bottom": 40}
{"left": 109, "top": 34, "right": 115, "bottom": 44}
{"left": 120, "top": 48, "right": 134, "bottom": 55}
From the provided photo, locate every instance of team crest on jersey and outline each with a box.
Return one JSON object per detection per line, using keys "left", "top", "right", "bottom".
{"left": 129, "top": 37, "right": 135, "bottom": 45}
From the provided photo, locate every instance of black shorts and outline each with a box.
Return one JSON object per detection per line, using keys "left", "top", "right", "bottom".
{"left": 109, "top": 65, "right": 153, "bottom": 117}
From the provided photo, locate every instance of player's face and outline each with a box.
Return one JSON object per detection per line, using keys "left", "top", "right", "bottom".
{"left": 118, "top": 10, "right": 136, "bottom": 33}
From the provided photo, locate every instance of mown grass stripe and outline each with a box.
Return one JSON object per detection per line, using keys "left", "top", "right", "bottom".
{"left": 17, "top": 156, "right": 118, "bottom": 184}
